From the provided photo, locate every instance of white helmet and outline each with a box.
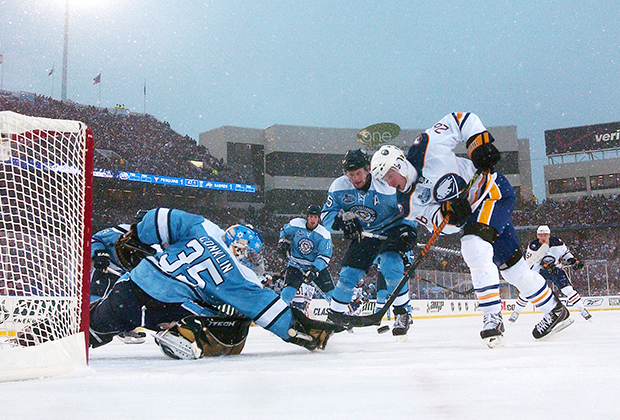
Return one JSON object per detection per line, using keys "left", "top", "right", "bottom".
{"left": 371, "top": 145, "right": 417, "bottom": 186}
{"left": 537, "top": 225, "right": 551, "bottom": 235}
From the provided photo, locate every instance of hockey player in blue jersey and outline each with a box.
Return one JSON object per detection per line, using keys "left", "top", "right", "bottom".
{"left": 277, "top": 205, "right": 335, "bottom": 304}
{"left": 370, "top": 112, "right": 572, "bottom": 346}
{"left": 509, "top": 225, "right": 591, "bottom": 322}
{"left": 322, "top": 149, "right": 417, "bottom": 338}
{"left": 89, "top": 208, "right": 342, "bottom": 358}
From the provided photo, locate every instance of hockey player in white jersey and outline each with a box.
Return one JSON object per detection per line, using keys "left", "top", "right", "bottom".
{"left": 277, "top": 205, "right": 335, "bottom": 304}
{"left": 370, "top": 112, "right": 572, "bottom": 346}
{"left": 89, "top": 208, "right": 343, "bottom": 357}
{"left": 509, "top": 225, "right": 591, "bottom": 322}
{"left": 322, "top": 149, "right": 417, "bottom": 338}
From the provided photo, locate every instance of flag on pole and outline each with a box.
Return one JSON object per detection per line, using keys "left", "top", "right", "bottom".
{"left": 144, "top": 81, "right": 146, "bottom": 96}
{"left": 48, "top": 63, "right": 55, "bottom": 76}
{"left": 93, "top": 72, "right": 101, "bottom": 85}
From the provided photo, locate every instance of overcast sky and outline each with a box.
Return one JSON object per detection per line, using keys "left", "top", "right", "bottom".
{"left": 2, "top": 1, "right": 619, "bottom": 198}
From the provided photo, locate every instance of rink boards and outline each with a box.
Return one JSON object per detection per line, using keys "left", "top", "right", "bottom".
{"left": 307, "top": 295, "right": 620, "bottom": 321}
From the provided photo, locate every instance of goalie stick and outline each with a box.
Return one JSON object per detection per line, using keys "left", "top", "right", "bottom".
{"left": 328, "top": 169, "right": 484, "bottom": 328}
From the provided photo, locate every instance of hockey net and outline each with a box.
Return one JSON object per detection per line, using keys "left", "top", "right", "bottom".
{"left": 0, "top": 110, "right": 93, "bottom": 381}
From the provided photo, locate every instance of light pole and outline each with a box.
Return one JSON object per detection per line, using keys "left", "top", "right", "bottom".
{"left": 61, "top": 0, "right": 69, "bottom": 101}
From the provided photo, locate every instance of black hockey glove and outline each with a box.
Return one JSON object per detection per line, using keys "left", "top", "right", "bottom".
{"left": 276, "top": 238, "right": 291, "bottom": 263}
{"left": 92, "top": 249, "right": 111, "bottom": 271}
{"left": 440, "top": 197, "right": 472, "bottom": 226}
{"left": 466, "top": 131, "right": 501, "bottom": 172}
{"left": 386, "top": 224, "right": 417, "bottom": 254}
{"left": 540, "top": 256, "right": 559, "bottom": 274}
{"left": 333, "top": 210, "right": 363, "bottom": 242}
{"left": 566, "top": 257, "right": 584, "bottom": 270}
{"left": 114, "top": 224, "right": 155, "bottom": 271}
{"left": 304, "top": 266, "right": 320, "bottom": 284}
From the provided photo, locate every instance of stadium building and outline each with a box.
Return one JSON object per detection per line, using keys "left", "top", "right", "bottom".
{"left": 199, "top": 121, "right": 533, "bottom": 213}
{"left": 544, "top": 121, "right": 620, "bottom": 200}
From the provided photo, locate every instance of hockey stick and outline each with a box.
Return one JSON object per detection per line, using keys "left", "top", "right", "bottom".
{"left": 412, "top": 274, "right": 474, "bottom": 296}
{"left": 329, "top": 169, "right": 484, "bottom": 328}
{"left": 361, "top": 232, "right": 461, "bottom": 256}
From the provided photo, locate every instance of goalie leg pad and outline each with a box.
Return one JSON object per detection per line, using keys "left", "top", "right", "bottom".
{"left": 155, "top": 329, "right": 202, "bottom": 359}
{"left": 159, "top": 315, "right": 253, "bottom": 359}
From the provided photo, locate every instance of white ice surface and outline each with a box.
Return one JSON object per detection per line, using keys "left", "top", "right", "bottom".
{"left": 1, "top": 310, "right": 617, "bottom": 420}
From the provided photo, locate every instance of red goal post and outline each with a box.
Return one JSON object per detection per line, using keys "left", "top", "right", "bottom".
{"left": 0, "top": 110, "right": 93, "bottom": 381}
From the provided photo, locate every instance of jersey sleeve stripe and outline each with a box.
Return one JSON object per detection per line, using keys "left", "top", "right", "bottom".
{"left": 155, "top": 208, "right": 171, "bottom": 245}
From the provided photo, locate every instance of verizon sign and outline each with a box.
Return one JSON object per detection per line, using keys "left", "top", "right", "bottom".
{"left": 545, "top": 121, "right": 620, "bottom": 155}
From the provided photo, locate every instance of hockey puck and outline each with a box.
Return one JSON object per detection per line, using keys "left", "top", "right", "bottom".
{"left": 377, "top": 325, "right": 390, "bottom": 334}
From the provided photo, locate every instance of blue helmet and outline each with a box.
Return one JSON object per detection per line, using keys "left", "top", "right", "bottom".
{"left": 223, "top": 224, "right": 264, "bottom": 271}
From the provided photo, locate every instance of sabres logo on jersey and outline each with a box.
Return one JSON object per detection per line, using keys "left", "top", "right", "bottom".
{"left": 297, "top": 238, "right": 315, "bottom": 255}
{"left": 349, "top": 205, "right": 377, "bottom": 225}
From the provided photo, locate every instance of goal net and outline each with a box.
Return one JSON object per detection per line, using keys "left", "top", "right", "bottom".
{"left": 0, "top": 110, "right": 93, "bottom": 381}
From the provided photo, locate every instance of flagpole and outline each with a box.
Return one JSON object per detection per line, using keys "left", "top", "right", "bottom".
{"left": 1, "top": 52, "right": 4, "bottom": 90}
{"left": 98, "top": 74, "right": 102, "bottom": 106}
{"left": 143, "top": 81, "right": 146, "bottom": 114}
{"left": 61, "top": 0, "right": 69, "bottom": 101}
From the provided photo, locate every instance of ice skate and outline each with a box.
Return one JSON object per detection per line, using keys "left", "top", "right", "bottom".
{"left": 508, "top": 311, "right": 519, "bottom": 323}
{"left": 580, "top": 308, "right": 592, "bottom": 321}
{"left": 480, "top": 312, "right": 505, "bottom": 348}
{"left": 118, "top": 329, "right": 147, "bottom": 344}
{"left": 392, "top": 312, "right": 411, "bottom": 342}
{"left": 532, "top": 301, "right": 574, "bottom": 339}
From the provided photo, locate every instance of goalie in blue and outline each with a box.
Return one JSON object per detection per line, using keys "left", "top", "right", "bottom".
{"left": 88, "top": 208, "right": 342, "bottom": 358}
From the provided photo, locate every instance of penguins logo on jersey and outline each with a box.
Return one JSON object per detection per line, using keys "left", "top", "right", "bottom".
{"left": 349, "top": 205, "right": 377, "bottom": 225}
{"left": 298, "top": 238, "right": 314, "bottom": 255}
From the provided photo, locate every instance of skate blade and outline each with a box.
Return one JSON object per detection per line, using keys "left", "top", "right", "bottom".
{"left": 483, "top": 334, "right": 505, "bottom": 348}
{"left": 543, "top": 317, "right": 574, "bottom": 339}
{"left": 120, "top": 336, "right": 146, "bottom": 345}
{"left": 394, "top": 334, "right": 408, "bottom": 343}
{"left": 535, "top": 317, "right": 575, "bottom": 340}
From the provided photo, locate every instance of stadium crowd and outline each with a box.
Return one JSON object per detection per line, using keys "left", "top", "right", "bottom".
{"left": 2, "top": 92, "right": 619, "bottom": 298}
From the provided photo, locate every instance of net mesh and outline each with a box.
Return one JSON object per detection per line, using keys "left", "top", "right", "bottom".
{"left": 0, "top": 111, "right": 88, "bottom": 349}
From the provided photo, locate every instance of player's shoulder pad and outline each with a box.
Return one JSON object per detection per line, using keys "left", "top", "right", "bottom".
{"left": 290, "top": 218, "right": 307, "bottom": 228}
{"left": 313, "top": 224, "right": 331, "bottom": 240}
{"left": 328, "top": 175, "right": 354, "bottom": 193}
{"left": 529, "top": 238, "right": 542, "bottom": 250}
{"left": 549, "top": 237, "right": 564, "bottom": 247}
{"left": 371, "top": 176, "right": 396, "bottom": 195}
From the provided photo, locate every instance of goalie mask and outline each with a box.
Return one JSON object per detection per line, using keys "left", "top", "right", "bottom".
{"left": 223, "top": 224, "right": 265, "bottom": 273}
{"left": 371, "top": 145, "right": 418, "bottom": 190}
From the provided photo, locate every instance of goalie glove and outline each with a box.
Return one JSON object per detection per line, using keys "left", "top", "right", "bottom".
{"left": 114, "top": 224, "right": 155, "bottom": 271}
{"left": 466, "top": 131, "right": 501, "bottom": 172}
{"left": 286, "top": 307, "right": 344, "bottom": 351}
{"left": 333, "top": 209, "right": 363, "bottom": 242}
{"left": 276, "top": 238, "right": 291, "bottom": 263}
{"left": 92, "top": 249, "right": 111, "bottom": 271}
{"left": 439, "top": 197, "right": 472, "bottom": 227}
